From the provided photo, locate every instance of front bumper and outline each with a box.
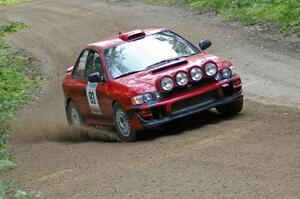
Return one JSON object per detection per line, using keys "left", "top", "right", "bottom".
{"left": 141, "top": 93, "right": 242, "bottom": 129}
{"left": 127, "top": 75, "right": 243, "bottom": 130}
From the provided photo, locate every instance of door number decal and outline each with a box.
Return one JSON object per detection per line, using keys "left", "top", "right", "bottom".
{"left": 86, "top": 83, "right": 102, "bottom": 115}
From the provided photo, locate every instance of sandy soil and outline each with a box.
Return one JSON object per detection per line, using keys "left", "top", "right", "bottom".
{"left": 0, "top": 0, "right": 299, "bottom": 198}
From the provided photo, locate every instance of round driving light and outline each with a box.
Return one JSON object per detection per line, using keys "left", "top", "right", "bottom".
{"left": 160, "top": 77, "right": 174, "bottom": 91}
{"left": 204, "top": 62, "right": 217, "bottom": 76}
{"left": 176, "top": 72, "right": 188, "bottom": 86}
{"left": 190, "top": 67, "right": 202, "bottom": 81}
{"left": 143, "top": 93, "right": 153, "bottom": 103}
{"left": 222, "top": 68, "right": 232, "bottom": 79}
{"left": 215, "top": 72, "right": 223, "bottom": 81}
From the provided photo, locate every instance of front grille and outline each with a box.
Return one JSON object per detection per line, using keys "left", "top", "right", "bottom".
{"left": 152, "top": 106, "right": 166, "bottom": 119}
{"left": 172, "top": 91, "right": 216, "bottom": 113}
{"left": 222, "top": 83, "right": 234, "bottom": 96}
{"left": 162, "top": 78, "right": 216, "bottom": 98}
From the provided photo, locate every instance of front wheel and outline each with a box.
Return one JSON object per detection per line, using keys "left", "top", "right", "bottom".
{"left": 216, "top": 98, "right": 243, "bottom": 117}
{"left": 113, "top": 103, "right": 136, "bottom": 142}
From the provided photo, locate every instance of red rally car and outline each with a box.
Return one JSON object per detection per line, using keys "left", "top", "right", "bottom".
{"left": 62, "top": 27, "right": 243, "bottom": 141}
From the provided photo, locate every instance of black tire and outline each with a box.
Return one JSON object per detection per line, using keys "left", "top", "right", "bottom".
{"left": 216, "top": 98, "right": 243, "bottom": 117}
{"left": 113, "top": 103, "right": 136, "bottom": 142}
{"left": 68, "top": 101, "right": 84, "bottom": 126}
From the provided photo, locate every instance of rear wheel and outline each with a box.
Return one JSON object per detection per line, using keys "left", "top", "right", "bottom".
{"left": 216, "top": 98, "right": 243, "bottom": 117}
{"left": 113, "top": 103, "right": 136, "bottom": 142}
{"left": 67, "top": 101, "right": 91, "bottom": 139}
{"left": 68, "top": 101, "right": 84, "bottom": 126}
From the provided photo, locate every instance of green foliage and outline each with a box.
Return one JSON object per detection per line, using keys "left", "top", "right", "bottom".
{"left": 0, "top": 133, "right": 15, "bottom": 173}
{"left": 0, "top": 179, "right": 42, "bottom": 199}
{"left": 147, "top": 0, "right": 300, "bottom": 36}
{"left": 0, "top": 22, "right": 43, "bottom": 198}
{"left": 0, "top": 133, "right": 42, "bottom": 199}
{"left": 0, "top": 22, "right": 28, "bottom": 39}
{"left": 0, "top": 23, "right": 42, "bottom": 129}
{"left": 0, "top": 43, "right": 32, "bottom": 128}
{"left": 0, "top": 67, "right": 31, "bottom": 127}
{"left": 0, "top": 0, "right": 30, "bottom": 5}
{"left": 0, "top": 179, "right": 15, "bottom": 199}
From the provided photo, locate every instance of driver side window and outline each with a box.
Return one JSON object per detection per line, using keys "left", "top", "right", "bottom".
{"left": 73, "top": 50, "right": 89, "bottom": 79}
{"left": 85, "top": 51, "right": 104, "bottom": 77}
{"left": 73, "top": 49, "right": 105, "bottom": 80}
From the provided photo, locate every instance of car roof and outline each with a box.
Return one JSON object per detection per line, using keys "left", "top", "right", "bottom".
{"left": 87, "top": 27, "right": 167, "bottom": 50}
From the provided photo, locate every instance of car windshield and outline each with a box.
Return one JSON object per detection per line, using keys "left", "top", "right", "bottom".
{"left": 104, "top": 31, "right": 200, "bottom": 79}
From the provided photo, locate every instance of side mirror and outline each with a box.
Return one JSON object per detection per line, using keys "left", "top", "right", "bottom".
{"left": 88, "top": 72, "right": 105, "bottom": 83}
{"left": 66, "top": 65, "right": 74, "bottom": 73}
{"left": 199, "top": 39, "right": 212, "bottom": 50}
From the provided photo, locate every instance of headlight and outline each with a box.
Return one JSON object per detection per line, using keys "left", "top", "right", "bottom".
{"left": 175, "top": 72, "right": 188, "bottom": 86}
{"left": 160, "top": 77, "right": 174, "bottom": 91}
{"left": 222, "top": 68, "right": 232, "bottom": 79}
{"left": 143, "top": 93, "right": 153, "bottom": 103}
{"left": 215, "top": 67, "right": 233, "bottom": 81}
{"left": 190, "top": 67, "right": 202, "bottom": 81}
{"left": 131, "top": 92, "right": 162, "bottom": 105}
{"left": 215, "top": 72, "right": 223, "bottom": 81}
{"left": 131, "top": 95, "right": 144, "bottom": 105}
{"left": 204, "top": 62, "right": 217, "bottom": 76}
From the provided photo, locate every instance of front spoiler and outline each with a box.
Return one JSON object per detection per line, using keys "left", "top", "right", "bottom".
{"left": 139, "top": 92, "right": 243, "bottom": 129}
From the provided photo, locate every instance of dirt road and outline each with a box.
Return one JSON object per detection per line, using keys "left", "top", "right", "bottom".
{"left": 1, "top": 0, "right": 300, "bottom": 198}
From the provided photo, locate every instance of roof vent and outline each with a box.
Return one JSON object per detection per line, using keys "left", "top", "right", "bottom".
{"left": 119, "top": 29, "right": 146, "bottom": 41}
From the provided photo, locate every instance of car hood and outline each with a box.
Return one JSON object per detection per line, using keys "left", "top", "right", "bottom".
{"left": 113, "top": 52, "right": 231, "bottom": 94}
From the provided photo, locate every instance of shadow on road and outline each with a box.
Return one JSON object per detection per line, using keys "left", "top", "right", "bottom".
{"left": 55, "top": 109, "right": 242, "bottom": 143}
{"left": 137, "top": 110, "right": 236, "bottom": 141}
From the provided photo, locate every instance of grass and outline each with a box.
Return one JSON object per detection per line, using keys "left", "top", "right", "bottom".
{"left": 0, "top": 22, "right": 43, "bottom": 198}
{"left": 0, "top": 0, "right": 30, "bottom": 5}
{"left": 147, "top": 0, "right": 300, "bottom": 36}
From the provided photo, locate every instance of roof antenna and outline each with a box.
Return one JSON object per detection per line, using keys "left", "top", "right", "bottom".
{"left": 105, "top": 0, "right": 122, "bottom": 35}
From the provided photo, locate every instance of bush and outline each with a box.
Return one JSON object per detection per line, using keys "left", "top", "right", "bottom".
{"left": 0, "top": 22, "right": 43, "bottom": 198}
{"left": 0, "top": 23, "right": 43, "bottom": 129}
{"left": 0, "top": 133, "right": 15, "bottom": 173}
{"left": 0, "top": 42, "right": 32, "bottom": 128}
{"left": 0, "top": 179, "right": 42, "bottom": 199}
{"left": 0, "top": 22, "right": 28, "bottom": 39}
{"left": 148, "top": 0, "right": 300, "bottom": 36}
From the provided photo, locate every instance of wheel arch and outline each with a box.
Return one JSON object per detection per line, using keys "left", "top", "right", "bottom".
{"left": 112, "top": 100, "right": 118, "bottom": 108}
{"left": 65, "top": 97, "right": 72, "bottom": 124}
{"left": 66, "top": 97, "right": 72, "bottom": 107}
